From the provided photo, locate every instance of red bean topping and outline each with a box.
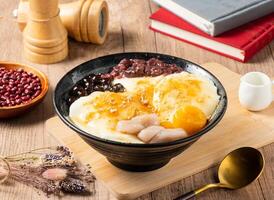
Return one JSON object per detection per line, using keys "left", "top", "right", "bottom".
{"left": 0, "top": 67, "right": 42, "bottom": 107}
{"left": 102, "top": 58, "right": 183, "bottom": 79}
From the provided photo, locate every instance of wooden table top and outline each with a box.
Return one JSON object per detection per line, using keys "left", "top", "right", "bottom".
{"left": 0, "top": 0, "right": 273, "bottom": 199}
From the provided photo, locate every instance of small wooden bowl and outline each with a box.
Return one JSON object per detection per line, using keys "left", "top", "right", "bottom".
{"left": 0, "top": 62, "right": 49, "bottom": 118}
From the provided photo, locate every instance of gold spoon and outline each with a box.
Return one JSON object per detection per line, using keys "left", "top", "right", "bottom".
{"left": 175, "top": 147, "right": 265, "bottom": 200}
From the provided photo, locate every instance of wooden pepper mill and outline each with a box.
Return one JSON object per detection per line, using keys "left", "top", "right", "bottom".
{"left": 16, "top": 0, "right": 109, "bottom": 44}
{"left": 23, "top": 0, "right": 68, "bottom": 64}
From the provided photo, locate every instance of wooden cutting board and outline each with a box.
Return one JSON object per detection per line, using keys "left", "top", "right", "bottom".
{"left": 46, "top": 62, "right": 274, "bottom": 200}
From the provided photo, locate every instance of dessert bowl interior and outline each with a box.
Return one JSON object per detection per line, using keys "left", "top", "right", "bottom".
{"left": 54, "top": 52, "right": 227, "bottom": 171}
{"left": 0, "top": 62, "right": 49, "bottom": 118}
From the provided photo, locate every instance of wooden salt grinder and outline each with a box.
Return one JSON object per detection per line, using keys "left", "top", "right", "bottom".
{"left": 16, "top": 0, "right": 109, "bottom": 44}
{"left": 23, "top": 0, "right": 68, "bottom": 64}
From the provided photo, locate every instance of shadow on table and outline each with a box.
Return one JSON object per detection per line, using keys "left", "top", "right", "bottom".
{"left": 0, "top": 87, "right": 55, "bottom": 126}
{"left": 64, "top": 30, "right": 135, "bottom": 62}
{"left": 248, "top": 43, "right": 274, "bottom": 64}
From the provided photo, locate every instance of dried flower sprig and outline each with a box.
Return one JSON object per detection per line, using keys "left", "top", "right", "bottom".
{"left": 0, "top": 157, "right": 11, "bottom": 184}
{"left": 0, "top": 146, "right": 95, "bottom": 196}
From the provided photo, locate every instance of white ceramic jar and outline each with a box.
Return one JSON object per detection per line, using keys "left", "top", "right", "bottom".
{"left": 239, "top": 72, "right": 274, "bottom": 111}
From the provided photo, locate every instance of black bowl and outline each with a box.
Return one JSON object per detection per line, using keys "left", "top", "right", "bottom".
{"left": 54, "top": 52, "right": 227, "bottom": 172}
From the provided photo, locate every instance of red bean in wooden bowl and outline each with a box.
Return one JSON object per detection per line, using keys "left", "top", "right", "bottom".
{"left": 0, "top": 62, "right": 48, "bottom": 118}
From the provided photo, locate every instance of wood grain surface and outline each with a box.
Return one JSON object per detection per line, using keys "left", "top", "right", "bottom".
{"left": 0, "top": 0, "right": 273, "bottom": 200}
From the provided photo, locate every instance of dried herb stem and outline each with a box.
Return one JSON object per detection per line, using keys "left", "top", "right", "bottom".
{"left": 0, "top": 157, "right": 11, "bottom": 184}
{"left": 5, "top": 156, "right": 39, "bottom": 162}
{"left": 5, "top": 146, "right": 55, "bottom": 159}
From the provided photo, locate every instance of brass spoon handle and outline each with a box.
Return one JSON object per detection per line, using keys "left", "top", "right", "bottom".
{"left": 174, "top": 183, "right": 221, "bottom": 200}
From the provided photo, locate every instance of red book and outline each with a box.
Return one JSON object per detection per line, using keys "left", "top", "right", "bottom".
{"left": 150, "top": 8, "right": 274, "bottom": 62}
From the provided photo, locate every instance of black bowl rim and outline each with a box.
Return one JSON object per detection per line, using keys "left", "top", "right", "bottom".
{"left": 54, "top": 52, "right": 227, "bottom": 148}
